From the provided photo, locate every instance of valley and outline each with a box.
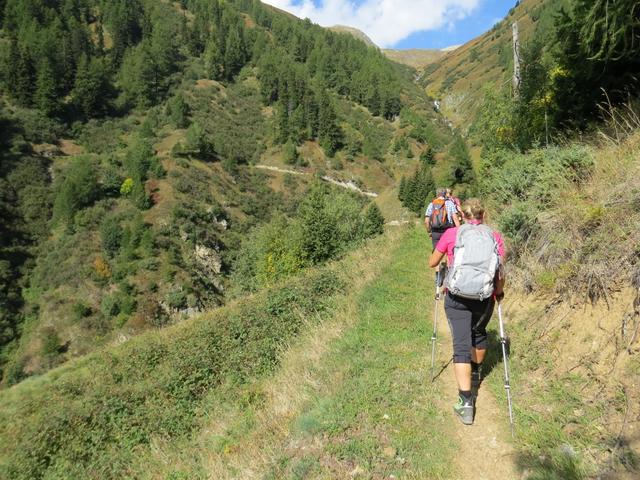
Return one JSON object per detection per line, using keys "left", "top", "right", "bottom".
{"left": 1, "top": 0, "right": 639, "bottom": 478}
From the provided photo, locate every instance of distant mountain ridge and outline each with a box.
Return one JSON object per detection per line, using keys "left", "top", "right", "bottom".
{"left": 383, "top": 49, "right": 447, "bottom": 70}
{"left": 328, "top": 25, "right": 459, "bottom": 70}
{"left": 329, "top": 25, "right": 377, "bottom": 47}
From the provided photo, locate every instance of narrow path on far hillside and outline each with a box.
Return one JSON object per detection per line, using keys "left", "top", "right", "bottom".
{"left": 430, "top": 297, "right": 519, "bottom": 479}
{"left": 254, "top": 164, "right": 379, "bottom": 197}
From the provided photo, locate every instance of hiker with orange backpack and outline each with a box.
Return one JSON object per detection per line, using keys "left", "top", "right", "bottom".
{"left": 428, "top": 198, "right": 506, "bottom": 426}
{"left": 425, "top": 188, "right": 460, "bottom": 250}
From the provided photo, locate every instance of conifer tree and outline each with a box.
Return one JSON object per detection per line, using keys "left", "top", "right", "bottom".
{"left": 317, "top": 94, "right": 342, "bottom": 156}
{"left": 72, "top": 56, "right": 111, "bottom": 118}
{"left": 399, "top": 176, "right": 407, "bottom": 203}
{"left": 449, "top": 135, "right": 475, "bottom": 185}
{"left": 13, "top": 46, "right": 35, "bottom": 106}
{"left": 298, "top": 182, "right": 337, "bottom": 264}
{"left": 283, "top": 139, "right": 299, "bottom": 165}
{"left": 204, "top": 39, "right": 224, "bottom": 80}
{"left": 35, "top": 60, "right": 59, "bottom": 116}
{"left": 402, "top": 165, "right": 435, "bottom": 216}
{"left": 166, "top": 93, "right": 190, "bottom": 129}
{"left": 224, "top": 24, "right": 246, "bottom": 79}
{"left": 275, "top": 100, "right": 290, "bottom": 144}
{"left": 552, "top": 0, "right": 640, "bottom": 127}
{"left": 362, "top": 203, "right": 384, "bottom": 237}
{"left": 289, "top": 104, "right": 307, "bottom": 144}
{"left": 420, "top": 146, "right": 435, "bottom": 165}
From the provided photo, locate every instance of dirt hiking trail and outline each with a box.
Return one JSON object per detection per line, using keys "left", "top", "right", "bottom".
{"left": 431, "top": 298, "right": 520, "bottom": 479}
{"left": 193, "top": 227, "right": 524, "bottom": 479}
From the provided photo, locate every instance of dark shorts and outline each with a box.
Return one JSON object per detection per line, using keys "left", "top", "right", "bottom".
{"left": 444, "top": 292, "right": 495, "bottom": 364}
{"left": 431, "top": 230, "right": 445, "bottom": 250}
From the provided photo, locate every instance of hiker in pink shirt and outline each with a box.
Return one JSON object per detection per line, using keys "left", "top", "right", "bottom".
{"left": 428, "top": 198, "right": 506, "bottom": 425}
{"left": 436, "top": 219, "right": 505, "bottom": 265}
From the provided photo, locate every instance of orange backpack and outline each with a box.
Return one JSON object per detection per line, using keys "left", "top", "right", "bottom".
{"left": 430, "top": 198, "right": 453, "bottom": 231}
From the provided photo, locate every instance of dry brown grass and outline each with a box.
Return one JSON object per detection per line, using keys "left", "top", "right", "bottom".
{"left": 501, "top": 286, "right": 640, "bottom": 476}
{"left": 382, "top": 49, "right": 445, "bottom": 70}
{"left": 508, "top": 129, "right": 640, "bottom": 306}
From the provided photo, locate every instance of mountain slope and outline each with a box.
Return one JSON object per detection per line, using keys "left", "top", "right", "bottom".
{"left": 0, "top": 0, "right": 457, "bottom": 385}
{"left": 383, "top": 48, "right": 446, "bottom": 70}
{"left": 3, "top": 214, "right": 637, "bottom": 478}
{"left": 420, "top": 0, "right": 569, "bottom": 127}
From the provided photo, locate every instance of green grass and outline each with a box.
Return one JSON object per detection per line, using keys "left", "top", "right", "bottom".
{"left": 3, "top": 222, "right": 631, "bottom": 479}
{"left": 266, "top": 227, "right": 456, "bottom": 479}
{"left": 0, "top": 268, "right": 346, "bottom": 480}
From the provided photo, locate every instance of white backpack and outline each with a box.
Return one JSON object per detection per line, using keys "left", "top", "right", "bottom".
{"left": 445, "top": 224, "right": 500, "bottom": 301}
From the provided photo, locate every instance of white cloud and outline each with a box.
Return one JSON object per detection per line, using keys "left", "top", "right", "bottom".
{"left": 262, "top": 0, "right": 481, "bottom": 48}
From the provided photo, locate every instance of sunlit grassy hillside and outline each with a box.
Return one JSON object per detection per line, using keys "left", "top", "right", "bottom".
{"left": 421, "top": 0, "right": 568, "bottom": 127}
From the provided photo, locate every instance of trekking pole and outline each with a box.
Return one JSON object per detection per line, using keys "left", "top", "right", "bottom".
{"left": 430, "top": 269, "right": 441, "bottom": 382}
{"left": 497, "top": 303, "right": 515, "bottom": 437}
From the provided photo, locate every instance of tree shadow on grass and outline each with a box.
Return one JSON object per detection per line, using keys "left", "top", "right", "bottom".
{"left": 515, "top": 450, "right": 584, "bottom": 480}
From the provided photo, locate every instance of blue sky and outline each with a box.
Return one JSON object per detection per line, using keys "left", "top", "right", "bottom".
{"left": 263, "top": 1, "right": 516, "bottom": 49}
{"left": 395, "top": 0, "right": 513, "bottom": 49}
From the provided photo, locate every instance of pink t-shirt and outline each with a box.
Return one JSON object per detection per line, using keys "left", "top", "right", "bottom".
{"left": 435, "top": 221, "right": 505, "bottom": 265}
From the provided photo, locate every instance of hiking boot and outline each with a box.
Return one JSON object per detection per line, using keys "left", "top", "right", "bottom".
{"left": 453, "top": 395, "right": 474, "bottom": 425}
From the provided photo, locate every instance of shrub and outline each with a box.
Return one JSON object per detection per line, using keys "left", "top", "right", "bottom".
{"left": 101, "top": 216, "right": 123, "bottom": 257}
{"left": 283, "top": 140, "right": 299, "bottom": 165}
{"left": 14, "top": 107, "right": 64, "bottom": 144}
{"left": 129, "top": 180, "right": 151, "bottom": 210}
{"left": 232, "top": 215, "right": 306, "bottom": 292}
{"left": 76, "top": 119, "right": 128, "bottom": 154}
{"left": 535, "top": 270, "right": 557, "bottom": 291}
{"left": 102, "top": 164, "right": 124, "bottom": 196}
{"left": 101, "top": 293, "right": 121, "bottom": 318}
{"left": 167, "top": 289, "right": 188, "bottom": 310}
{"left": 93, "top": 256, "right": 112, "bottom": 280}
{"left": 40, "top": 326, "right": 60, "bottom": 359}
{"left": 52, "top": 156, "right": 101, "bottom": 226}
{"left": 71, "top": 302, "right": 92, "bottom": 321}
{"left": 119, "top": 178, "right": 133, "bottom": 196}
{"left": 497, "top": 201, "right": 539, "bottom": 249}
{"left": 185, "top": 122, "right": 214, "bottom": 159}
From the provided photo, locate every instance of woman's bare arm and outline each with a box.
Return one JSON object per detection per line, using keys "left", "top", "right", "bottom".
{"left": 428, "top": 249, "right": 445, "bottom": 268}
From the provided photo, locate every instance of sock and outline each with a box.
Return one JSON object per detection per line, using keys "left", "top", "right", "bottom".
{"left": 459, "top": 390, "right": 472, "bottom": 402}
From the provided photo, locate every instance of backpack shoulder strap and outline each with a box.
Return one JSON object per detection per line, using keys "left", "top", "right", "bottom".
{"left": 455, "top": 224, "right": 471, "bottom": 246}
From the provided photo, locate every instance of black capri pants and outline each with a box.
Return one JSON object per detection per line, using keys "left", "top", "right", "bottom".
{"left": 444, "top": 292, "right": 495, "bottom": 364}
{"left": 430, "top": 229, "right": 448, "bottom": 250}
